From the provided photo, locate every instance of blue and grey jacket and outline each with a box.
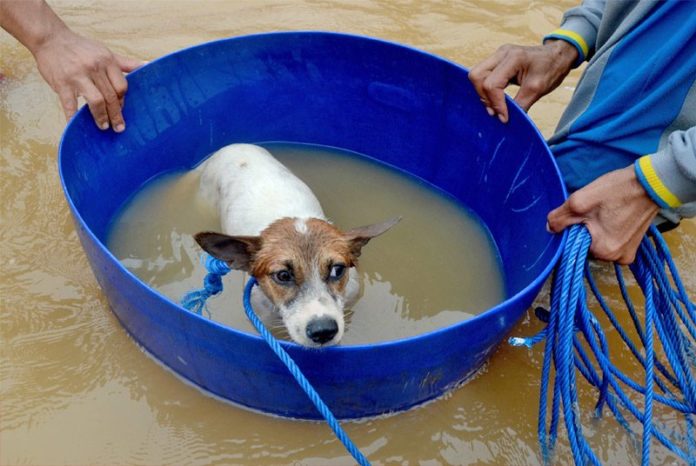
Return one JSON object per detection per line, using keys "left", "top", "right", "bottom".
{"left": 545, "top": 0, "right": 696, "bottom": 221}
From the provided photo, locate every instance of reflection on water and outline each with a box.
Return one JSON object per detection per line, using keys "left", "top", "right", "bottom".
{"left": 2, "top": 1, "right": 694, "bottom": 465}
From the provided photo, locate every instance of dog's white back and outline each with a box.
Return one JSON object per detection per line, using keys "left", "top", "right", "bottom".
{"left": 198, "top": 144, "right": 324, "bottom": 236}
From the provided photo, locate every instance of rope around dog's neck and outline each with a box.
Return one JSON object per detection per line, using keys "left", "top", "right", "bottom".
{"left": 241, "top": 278, "right": 370, "bottom": 466}
{"left": 510, "top": 224, "right": 696, "bottom": 465}
{"left": 181, "top": 261, "right": 370, "bottom": 465}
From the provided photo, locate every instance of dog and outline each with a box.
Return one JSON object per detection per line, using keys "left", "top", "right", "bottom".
{"left": 194, "top": 144, "right": 399, "bottom": 347}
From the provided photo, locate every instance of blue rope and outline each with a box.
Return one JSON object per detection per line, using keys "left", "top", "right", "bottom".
{"left": 510, "top": 224, "right": 696, "bottom": 465}
{"left": 181, "top": 257, "right": 370, "bottom": 465}
{"left": 242, "top": 278, "right": 370, "bottom": 466}
{"left": 180, "top": 255, "right": 232, "bottom": 317}
{"left": 183, "top": 223, "right": 695, "bottom": 465}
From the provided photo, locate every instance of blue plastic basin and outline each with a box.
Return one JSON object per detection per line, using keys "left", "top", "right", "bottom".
{"left": 59, "top": 32, "right": 566, "bottom": 419}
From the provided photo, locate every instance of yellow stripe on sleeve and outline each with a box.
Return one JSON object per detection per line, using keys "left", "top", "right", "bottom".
{"left": 549, "top": 28, "right": 590, "bottom": 59}
{"left": 637, "top": 156, "right": 682, "bottom": 208}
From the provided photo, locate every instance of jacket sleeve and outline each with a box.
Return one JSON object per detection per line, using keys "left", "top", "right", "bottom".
{"left": 635, "top": 127, "right": 696, "bottom": 209}
{"left": 543, "top": 0, "right": 606, "bottom": 67}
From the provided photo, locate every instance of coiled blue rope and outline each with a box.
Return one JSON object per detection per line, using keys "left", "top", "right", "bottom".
{"left": 182, "top": 258, "right": 370, "bottom": 465}
{"left": 510, "top": 224, "right": 696, "bottom": 465}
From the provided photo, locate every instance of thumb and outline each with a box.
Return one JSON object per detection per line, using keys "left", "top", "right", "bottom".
{"left": 547, "top": 202, "right": 583, "bottom": 233}
{"left": 115, "top": 53, "right": 147, "bottom": 73}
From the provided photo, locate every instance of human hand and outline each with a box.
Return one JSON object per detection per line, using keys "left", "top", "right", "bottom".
{"left": 32, "top": 29, "right": 144, "bottom": 132}
{"left": 468, "top": 40, "right": 578, "bottom": 123}
{"left": 547, "top": 166, "right": 660, "bottom": 265}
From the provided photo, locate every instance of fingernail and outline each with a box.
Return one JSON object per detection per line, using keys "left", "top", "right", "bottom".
{"left": 115, "top": 123, "right": 125, "bottom": 133}
{"left": 545, "top": 221, "right": 552, "bottom": 233}
{"left": 498, "top": 114, "right": 507, "bottom": 124}
{"left": 486, "top": 106, "right": 495, "bottom": 116}
{"left": 99, "top": 121, "right": 109, "bottom": 130}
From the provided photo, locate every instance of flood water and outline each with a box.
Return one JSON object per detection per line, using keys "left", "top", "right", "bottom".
{"left": 107, "top": 143, "right": 505, "bottom": 344}
{"left": 2, "top": 1, "right": 694, "bottom": 465}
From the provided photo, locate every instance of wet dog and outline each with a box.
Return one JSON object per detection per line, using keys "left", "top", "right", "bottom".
{"left": 194, "top": 144, "right": 398, "bottom": 347}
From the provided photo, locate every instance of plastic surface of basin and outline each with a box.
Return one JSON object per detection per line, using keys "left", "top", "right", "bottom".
{"left": 59, "top": 32, "right": 567, "bottom": 419}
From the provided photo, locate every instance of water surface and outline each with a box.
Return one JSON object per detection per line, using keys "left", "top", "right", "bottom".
{"left": 2, "top": 1, "right": 694, "bottom": 464}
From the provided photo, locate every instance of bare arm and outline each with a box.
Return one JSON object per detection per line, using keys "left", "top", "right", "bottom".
{"left": 0, "top": 0, "right": 64, "bottom": 51}
{"left": 0, "top": 0, "right": 144, "bottom": 131}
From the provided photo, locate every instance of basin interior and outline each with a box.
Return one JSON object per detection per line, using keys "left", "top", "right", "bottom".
{"left": 61, "top": 32, "right": 565, "bottom": 302}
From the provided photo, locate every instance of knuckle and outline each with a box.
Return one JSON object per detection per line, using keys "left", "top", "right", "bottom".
{"left": 594, "top": 239, "right": 624, "bottom": 263}
{"left": 59, "top": 92, "right": 76, "bottom": 107}
{"left": 114, "top": 80, "right": 128, "bottom": 96}
{"left": 87, "top": 61, "right": 102, "bottom": 74}
{"left": 468, "top": 68, "right": 482, "bottom": 82}
{"left": 525, "top": 79, "right": 544, "bottom": 94}
{"left": 88, "top": 95, "right": 106, "bottom": 109}
{"left": 63, "top": 102, "right": 78, "bottom": 114}
{"left": 97, "top": 52, "right": 112, "bottom": 67}
{"left": 62, "top": 75, "right": 80, "bottom": 88}
{"left": 104, "top": 92, "right": 119, "bottom": 106}
{"left": 546, "top": 217, "right": 560, "bottom": 232}
{"left": 605, "top": 244, "right": 622, "bottom": 260}
{"left": 110, "top": 107, "right": 124, "bottom": 121}
{"left": 616, "top": 256, "right": 632, "bottom": 266}
{"left": 88, "top": 54, "right": 111, "bottom": 72}
{"left": 623, "top": 252, "right": 637, "bottom": 265}
{"left": 507, "top": 47, "right": 525, "bottom": 61}
{"left": 567, "top": 193, "right": 589, "bottom": 214}
{"left": 481, "top": 80, "right": 496, "bottom": 93}
{"left": 591, "top": 244, "right": 612, "bottom": 262}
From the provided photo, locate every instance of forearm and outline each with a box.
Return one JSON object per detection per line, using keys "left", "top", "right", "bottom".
{"left": 540, "top": 39, "right": 578, "bottom": 75}
{"left": 0, "top": 0, "right": 70, "bottom": 54}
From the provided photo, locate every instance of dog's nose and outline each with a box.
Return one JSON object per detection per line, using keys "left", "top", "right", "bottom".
{"left": 306, "top": 316, "right": 339, "bottom": 344}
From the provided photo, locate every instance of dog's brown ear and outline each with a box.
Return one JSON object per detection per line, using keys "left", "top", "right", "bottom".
{"left": 344, "top": 216, "right": 401, "bottom": 258}
{"left": 194, "top": 231, "right": 261, "bottom": 271}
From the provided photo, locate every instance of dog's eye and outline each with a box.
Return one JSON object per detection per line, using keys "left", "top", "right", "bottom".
{"left": 329, "top": 264, "right": 346, "bottom": 280}
{"left": 273, "top": 270, "right": 294, "bottom": 284}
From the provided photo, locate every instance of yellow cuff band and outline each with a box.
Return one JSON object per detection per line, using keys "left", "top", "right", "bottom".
{"left": 548, "top": 28, "right": 590, "bottom": 59}
{"left": 637, "top": 156, "right": 682, "bottom": 208}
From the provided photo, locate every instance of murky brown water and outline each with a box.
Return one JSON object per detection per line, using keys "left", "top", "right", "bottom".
{"left": 2, "top": 1, "right": 694, "bottom": 465}
{"left": 107, "top": 143, "right": 505, "bottom": 344}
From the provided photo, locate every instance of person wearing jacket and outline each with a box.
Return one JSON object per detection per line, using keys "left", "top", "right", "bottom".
{"left": 469, "top": 0, "right": 696, "bottom": 265}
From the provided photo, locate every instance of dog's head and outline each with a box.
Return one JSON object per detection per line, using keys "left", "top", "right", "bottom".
{"left": 195, "top": 217, "right": 399, "bottom": 347}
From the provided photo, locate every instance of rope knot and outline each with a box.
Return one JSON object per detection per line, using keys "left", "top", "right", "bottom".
{"left": 180, "top": 255, "right": 232, "bottom": 316}
{"left": 204, "top": 255, "right": 232, "bottom": 275}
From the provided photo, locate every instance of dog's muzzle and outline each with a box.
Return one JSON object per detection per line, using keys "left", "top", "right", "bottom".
{"left": 306, "top": 316, "right": 339, "bottom": 344}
